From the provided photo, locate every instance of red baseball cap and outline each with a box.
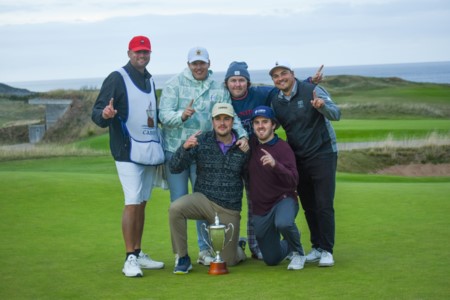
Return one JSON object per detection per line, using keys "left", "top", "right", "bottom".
{"left": 128, "top": 36, "right": 151, "bottom": 52}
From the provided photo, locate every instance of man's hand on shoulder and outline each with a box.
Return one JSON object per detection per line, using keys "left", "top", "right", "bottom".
{"left": 236, "top": 137, "right": 249, "bottom": 153}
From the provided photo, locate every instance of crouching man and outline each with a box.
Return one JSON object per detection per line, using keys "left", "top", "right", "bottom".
{"left": 169, "top": 103, "right": 248, "bottom": 274}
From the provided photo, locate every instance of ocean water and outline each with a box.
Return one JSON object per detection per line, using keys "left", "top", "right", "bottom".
{"left": 6, "top": 61, "right": 450, "bottom": 93}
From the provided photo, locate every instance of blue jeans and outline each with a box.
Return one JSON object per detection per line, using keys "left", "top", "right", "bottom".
{"left": 164, "top": 151, "right": 209, "bottom": 251}
{"left": 253, "top": 198, "right": 303, "bottom": 266}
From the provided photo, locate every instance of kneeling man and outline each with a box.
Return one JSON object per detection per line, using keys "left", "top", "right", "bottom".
{"left": 248, "top": 106, "right": 306, "bottom": 270}
{"left": 169, "top": 103, "right": 248, "bottom": 274}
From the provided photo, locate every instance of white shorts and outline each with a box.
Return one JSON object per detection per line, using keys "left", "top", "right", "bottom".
{"left": 115, "top": 161, "right": 157, "bottom": 205}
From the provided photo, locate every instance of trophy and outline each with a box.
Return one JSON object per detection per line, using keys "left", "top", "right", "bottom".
{"left": 201, "top": 213, "right": 234, "bottom": 275}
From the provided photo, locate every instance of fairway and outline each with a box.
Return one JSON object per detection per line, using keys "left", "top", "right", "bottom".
{"left": 1, "top": 158, "right": 449, "bottom": 299}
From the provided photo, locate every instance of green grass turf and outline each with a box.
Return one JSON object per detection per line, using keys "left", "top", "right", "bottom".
{"left": 1, "top": 157, "right": 449, "bottom": 299}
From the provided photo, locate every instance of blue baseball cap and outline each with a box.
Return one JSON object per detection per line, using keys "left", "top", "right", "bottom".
{"left": 251, "top": 106, "right": 279, "bottom": 128}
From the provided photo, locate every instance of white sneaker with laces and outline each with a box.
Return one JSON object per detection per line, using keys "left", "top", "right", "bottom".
{"left": 122, "top": 254, "right": 143, "bottom": 277}
{"left": 197, "top": 249, "right": 215, "bottom": 266}
{"left": 318, "top": 250, "right": 334, "bottom": 267}
{"left": 287, "top": 252, "right": 306, "bottom": 270}
{"left": 137, "top": 251, "right": 164, "bottom": 269}
{"left": 305, "top": 248, "right": 322, "bottom": 263}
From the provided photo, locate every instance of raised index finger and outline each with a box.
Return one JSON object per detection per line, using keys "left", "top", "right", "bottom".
{"left": 317, "top": 64, "right": 324, "bottom": 74}
{"left": 261, "top": 148, "right": 270, "bottom": 156}
{"left": 188, "top": 99, "right": 194, "bottom": 108}
{"left": 109, "top": 98, "right": 114, "bottom": 108}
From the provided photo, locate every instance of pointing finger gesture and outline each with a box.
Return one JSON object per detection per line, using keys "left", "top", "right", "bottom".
{"left": 260, "top": 148, "right": 276, "bottom": 167}
{"left": 183, "top": 130, "right": 202, "bottom": 149}
{"left": 310, "top": 91, "right": 324, "bottom": 109}
{"left": 102, "top": 97, "right": 117, "bottom": 119}
{"left": 311, "top": 64, "right": 324, "bottom": 84}
{"left": 182, "top": 99, "right": 196, "bottom": 122}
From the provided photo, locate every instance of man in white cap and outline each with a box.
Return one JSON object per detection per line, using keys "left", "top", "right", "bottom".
{"left": 159, "top": 47, "right": 249, "bottom": 267}
{"left": 168, "top": 103, "right": 248, "bottom": 274}
{"left": 268, "top": 60, "right": 341, "bottom": 267}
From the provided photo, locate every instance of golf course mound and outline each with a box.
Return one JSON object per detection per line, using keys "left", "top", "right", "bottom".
{"left": 375, "top": 163, "right": 450, "bottom": 176}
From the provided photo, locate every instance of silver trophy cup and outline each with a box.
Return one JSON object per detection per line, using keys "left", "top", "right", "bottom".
{"left": 201, "top": 213, "right": 234, "bottom": 275}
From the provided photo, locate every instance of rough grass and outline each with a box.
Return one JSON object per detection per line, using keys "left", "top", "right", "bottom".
{"left": 321, "top": 76, "right": 450, "bottom": 119}
{"left": 0, "top": 144, "right": 107, "bottom": 161}
{"left": 0, "top": 97, "right": 44, "bottom": 128}
{"left": 338, "top": 145, "right": 450, "bottom": 173}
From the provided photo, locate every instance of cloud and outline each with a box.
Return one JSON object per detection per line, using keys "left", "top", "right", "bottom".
{"left": 0, "top": 0, "right": 449, "bottom": 82}
{"left": 0, "top": 0, "right": 397, "bottom": 25}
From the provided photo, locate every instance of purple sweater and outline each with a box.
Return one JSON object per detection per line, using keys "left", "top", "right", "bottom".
{"left": 248, "top": 135, "right": 299, "bottom": 215}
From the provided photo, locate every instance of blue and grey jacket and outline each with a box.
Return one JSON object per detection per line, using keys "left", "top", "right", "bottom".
{"left": 269, "top": 79, "right": 341, "bottom": 159}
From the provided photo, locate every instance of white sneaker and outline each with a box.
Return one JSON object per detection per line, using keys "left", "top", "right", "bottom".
{"left": 197, "top": 249, "right": 215, "bottom": 266}
{"left": 305, "top": 248, "right": 322, "bottom": 263}
{"left": 287, "top": 252, "right": 306, "bottom": 270}
{"left": 237, "top": 245, "right": 247, "bottom": 263}
{"left": 122, "top": 254, "right": 143, "bottom": 277}
{"left": 318, "top": 250, "right": 335, "bottom": 267}
{"left": 254, "top": 251, "right": 263, "bottom": 260}
{"left": 137, "top": 251, "right": 164, "bottom": 269}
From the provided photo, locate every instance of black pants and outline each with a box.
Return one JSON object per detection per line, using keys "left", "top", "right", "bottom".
{"left": 296, "top": 153, "right": 337, "bottom": 253}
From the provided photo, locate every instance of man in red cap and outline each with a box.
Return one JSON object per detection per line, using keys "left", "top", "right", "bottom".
{"left": 92, "top": 35, "right": 165, "bottom": 277}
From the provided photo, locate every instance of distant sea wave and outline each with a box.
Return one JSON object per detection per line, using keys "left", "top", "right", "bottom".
{"left": 6, "top": 61, "right": 450, "bottom": 93}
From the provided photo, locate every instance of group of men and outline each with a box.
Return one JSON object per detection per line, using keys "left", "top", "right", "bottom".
{"left": 91, "top": 35, "right": 341, "bottom": 277}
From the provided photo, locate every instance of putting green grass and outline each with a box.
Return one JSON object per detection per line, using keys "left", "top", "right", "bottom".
{"left": 1, "top": 158, "right": 449, "bottom": 299}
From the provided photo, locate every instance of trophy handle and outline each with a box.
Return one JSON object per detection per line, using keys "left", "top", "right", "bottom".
{"left": 223, "top": 223, "right": 235, "bottom": 250}
{"left": 201, "top": 223, "right": 213, "bottom": 251}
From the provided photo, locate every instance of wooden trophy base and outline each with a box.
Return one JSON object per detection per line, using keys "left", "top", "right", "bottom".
{"left": 208, "top": 261, "right": 229, "bottom": 275}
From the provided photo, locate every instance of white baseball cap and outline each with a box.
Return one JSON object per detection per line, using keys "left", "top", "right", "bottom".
{"left": 269, "top": 60, "right": 293, "bottom": 76}
{"left": 187, "top": 46, "right": 209, "bottom": 63}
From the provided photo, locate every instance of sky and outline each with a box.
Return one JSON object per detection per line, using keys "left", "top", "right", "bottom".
{"left": 1, "top": 0, "right": 449, "bottom": 83}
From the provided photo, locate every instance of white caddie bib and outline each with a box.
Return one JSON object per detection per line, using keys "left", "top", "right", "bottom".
{"left": 117, "top": 68, "right": 164, "bottom": 165}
